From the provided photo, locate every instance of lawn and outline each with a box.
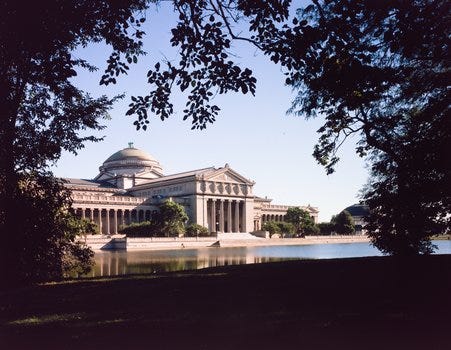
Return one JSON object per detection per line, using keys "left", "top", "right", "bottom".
{"left": 1, "top": 255, "right": 450, "bottom": 349}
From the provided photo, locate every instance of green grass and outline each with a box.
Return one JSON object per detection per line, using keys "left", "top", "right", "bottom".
{"left": 1, "top": 255, "right": 451, "bottom": 350}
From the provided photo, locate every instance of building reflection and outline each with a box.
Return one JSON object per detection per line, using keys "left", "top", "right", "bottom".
{"left": 89, "top": 248, "right": 287, "bottom": 277}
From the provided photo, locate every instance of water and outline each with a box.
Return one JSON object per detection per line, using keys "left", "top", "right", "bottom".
{"left": 86, "top": 240, "right": 451, "bottom": 278}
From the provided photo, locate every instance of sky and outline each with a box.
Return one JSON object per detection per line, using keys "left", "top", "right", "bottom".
{"left": 51, "top": 2, "right": 369, "bottom": 222}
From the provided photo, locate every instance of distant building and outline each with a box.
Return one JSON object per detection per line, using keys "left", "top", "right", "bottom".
{"left": 344, "top": 204, "right": 370, "bottom": 234}
{"left": 66, "top": 145, "right": 319, "bottom": 235}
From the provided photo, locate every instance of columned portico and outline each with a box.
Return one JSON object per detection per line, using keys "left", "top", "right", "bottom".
{"left": 206, "top": 198, "right": 247, "bottom": 233}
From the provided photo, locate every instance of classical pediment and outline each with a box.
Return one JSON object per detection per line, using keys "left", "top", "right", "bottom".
{"left": 202, "top": 166, "right": 254, "bottom": 185}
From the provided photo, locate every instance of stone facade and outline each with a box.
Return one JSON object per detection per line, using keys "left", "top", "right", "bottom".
{"left": 67, "top": 145, "right": 318, "bottom": 235}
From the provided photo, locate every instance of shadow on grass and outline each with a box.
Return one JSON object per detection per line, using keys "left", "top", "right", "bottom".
{"left": 1, "top": 255, "right": 451, "bottom": 349}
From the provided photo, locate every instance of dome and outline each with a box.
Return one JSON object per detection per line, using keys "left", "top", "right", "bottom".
{"left": 344, "top": 204, "right": 370, "bottom": 217}
{"left": 105, "top": 147, "right": 157, "bottom": 163}
{"left": 99, "top": 145, "right": 163, "bottom": 176}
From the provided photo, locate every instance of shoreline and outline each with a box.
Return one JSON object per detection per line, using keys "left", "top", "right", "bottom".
{"left": 213, "top": 235, "right": 371, "bottom": 248}
{"left": 85, "top": 234, "right": 371, "bottom": 251}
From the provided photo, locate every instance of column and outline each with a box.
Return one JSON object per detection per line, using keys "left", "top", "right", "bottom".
{"left": 211, "top": 199, "right": 216, "bottom": 232}
{"left": 106, "top": 209, "right": 110, "bottom": 235}
{"left": 234, "top": 200, "right": 240, "bottom": 233}
{"left": 207, "top": 200, "right": 213, "bottom": 232}
{"left": 90, "top": 208, "right": 94, "bottom": 222}
{"left": 81, "top": 208, "right": 86, "bottom": 220}
{"left": 219, "top": 200, "right": 224, "bottom": 233}
{"left": 128, "top": 210, "right": 132, "bottom": 225}
{"left": 121, "top": 209, "right": 125, "bottom": 227}
{"left": 98, "top": 209, "right": 103, "bottom": 234}
{"left": 227, "top": 200, "right": 232, "bottom": 233}
{"left": 241, "top": 201, "right": 246, "bottom": 233}
{"left": 113, "top": 209, "right": 118, "bottom": 234}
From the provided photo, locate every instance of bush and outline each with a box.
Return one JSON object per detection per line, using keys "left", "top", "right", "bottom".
{"left": 318, "top": 222, "right": 334, "bottom": 235}
{"left": 120, "top": 221, "right": 155, "bottom": 237}
{"left": 185, "top": 223, "right": 209, "bottom": 237}
{"left": 262, "top": 221, "right": 281, "bottom": 237}
{"left": 276, "top": 222, "right": 295, "bottom": 237}
{"left": 304, "top": 223, "right": 320, "bottom": 236}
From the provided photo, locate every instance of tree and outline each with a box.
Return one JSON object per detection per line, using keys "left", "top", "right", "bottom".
{"left": 262, "top": 221, "right": 281, "bottom": 237}
{"left": 185, "top": 223, "right": 209, "bottom": 237}
{"left": 75, "top": 218, "right": 100, "bottom": 236}
{"left": 331, "top": 211, "right": 355, "bottom": 235}
{"left": 128, "top": 1, "right": 293, "bottom": 130}
{"left": 362, "top": 109, "right": 450, "bottom": 254}
{"left": 318, "top": 222, "right": 334, "bottom": 236}
{"left": 153, "top": 200, "right": 189, "bottom": 237}
{"left": 2, "top": 174, "right": 94, "bottom": 284}
{"left": 120, "top": 221, "right": 155, "bottom": 237}
{"left": 276, "top": 222, "right": 295, "bottom": 237}
{"left": 285, "top": 207, "right": 317, "bottom": 237}
{"left": 0, "top": 0, "right": 151, "bottom": 284}
{"left": 280, "top": 1, "right": 449, "bottom": 254}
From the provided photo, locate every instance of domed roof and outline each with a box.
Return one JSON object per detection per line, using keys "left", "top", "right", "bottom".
{"left": 344, "top": 204, "right": 370, "bottom": 217}
{"left": 104, "top": 147, "right": 157, "bottom": 163}
{"left": 99, "top": 144, "right": 163, "bottom": 177}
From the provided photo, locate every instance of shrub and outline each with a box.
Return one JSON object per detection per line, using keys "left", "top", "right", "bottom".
{"left": 262, "top": 221, "right": 281, "bottom": 237}
{"left": 120, "top": 221, "right": 154, "bottom": 237}
{"left": 276, "top": 222, "right": 295, "bottom": 237}
{"left": 185, "top": 223, "right": 209, "bottom": 237}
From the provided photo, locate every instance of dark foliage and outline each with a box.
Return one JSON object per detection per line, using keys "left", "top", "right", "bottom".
{"left": 152, "top": 200, "right": 188, "bottom": 237}
{"left": 127, "top": 0, "right": 294, "bottom": 130}
{"left": 185, "top": 223, "right": 210, "bottom": 237}
{"left": 1, "top": 174, "right": 93, "bottom": 285}
{"left": 318, "top": 222, "right": 334, "bottom": 235}
{"left": 121, "top": 201, "right": 189, "bottom": 237}
{"left": 363, "top": 109, "right": 450, "bottom": 254}
{"left": 283, "top": 1, "right": 450, "bottom": 254}
{"left": 331, "top": 210, "right": 355, "bottom": 235}
{"left": 0, "top": 0, "right": 149, "bottom": 284}
{"left": 285, "top": 207, "right": 317, "bottom": 236}
{"left": 262, "top": 221, "right": 295, "bottom": 237}
{"left": 120, "top": 221, "right": 156, "bottom": 237}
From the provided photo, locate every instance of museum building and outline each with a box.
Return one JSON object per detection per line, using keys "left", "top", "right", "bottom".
{"left": 66, "top": 145, "right": 319, "bottom": 235}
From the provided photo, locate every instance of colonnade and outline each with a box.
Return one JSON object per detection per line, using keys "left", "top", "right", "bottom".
{"left": 75, "top": 207, "right": 153, "bottom": 235}
{"left": 207, "top": 198, "right": 246, "bottom": 233}
{"left": 261, "top": 214, "right": 286, "bottom": 223}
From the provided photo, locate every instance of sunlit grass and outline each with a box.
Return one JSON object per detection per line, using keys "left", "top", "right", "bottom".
{"left": 8, "top": 312, "right": 85, "bottom": 326}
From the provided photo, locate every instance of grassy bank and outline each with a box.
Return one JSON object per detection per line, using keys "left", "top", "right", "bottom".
{"left": 1, "top": 255, "right": 451, "bottom": 349}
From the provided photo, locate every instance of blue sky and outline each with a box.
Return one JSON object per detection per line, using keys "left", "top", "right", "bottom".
{"left": 51, "top": 2, "right": 368, "bottom": 222}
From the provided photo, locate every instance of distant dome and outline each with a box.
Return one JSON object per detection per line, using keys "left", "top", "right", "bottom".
{"left": 344, "top": 204, "right": 370, "bottom": 217}
{"left": 99, "top": 146, "right": 163, "bottom": 175}
{"left": 105, "top": 147, "right": 157, "bottom": 163}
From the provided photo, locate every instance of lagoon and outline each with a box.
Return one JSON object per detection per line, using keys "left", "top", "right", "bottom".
{"left": 87, "top": 240, "right": 451, "bottom": 277}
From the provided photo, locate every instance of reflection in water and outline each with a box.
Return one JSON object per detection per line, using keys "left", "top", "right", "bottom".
{"left": 88, "top": 247, "right": 293, "bottom": 277}
{"left": 86, "top": 241, "right": 451, "bottom": 278}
